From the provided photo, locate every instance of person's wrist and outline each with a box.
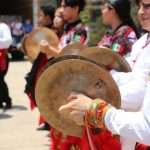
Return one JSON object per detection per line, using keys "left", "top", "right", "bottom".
{"left": 85, "top": 99, "right": 111, "bottom": 129}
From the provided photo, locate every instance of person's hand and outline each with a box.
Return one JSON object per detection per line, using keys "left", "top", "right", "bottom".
{"left": 59, "top": 93, "right": 93, "bottom": 126}
{"left": 39, "top": 40, "right": 49, "bottom": 53}
{"left": 39, "top": 40, "right": 60, "bottom": 56}
{"left": 59, "top": 93, "right": 110, "bottom": 128}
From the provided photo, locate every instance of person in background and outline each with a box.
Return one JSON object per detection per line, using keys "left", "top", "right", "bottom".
{"left": 58, "top": 0, "right": 89, "bottom": 49}
{"left": 0, "top": 22, "right": 12, "bottom": 109}
{"left": 11, "top": 17, "right": 24, "bottom": 46}
{"left": 23, "top": 18, "right": 33, "bottom": 34}
{"left": 98, "top": 0, "right": 139, "bottom": 58}
{"left": 38, "top": 5, "right": 55, "bottom": 28}
{"left": 25, "top": 5, "right": 56, "bottom": 131}
{"left": 53, "top": 7, "right": 65, "bottom": 38}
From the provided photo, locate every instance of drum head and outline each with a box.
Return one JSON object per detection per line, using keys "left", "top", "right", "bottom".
{"left": 24, "top": 27, "right": 59, "bottom": 62}
{"left": 35, "top": 56, "right": 121, "bottom": 137}
{"left": 80, "top": 47, "right": 131, "bottom": 72}
{"left": 59, "top": 46, "right": 131, "bottom": 72}
{"left": 58, "top": 42, "right": 88, "bottom": 56}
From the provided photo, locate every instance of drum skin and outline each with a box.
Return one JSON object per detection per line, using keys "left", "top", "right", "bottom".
{"left": 35, "top": 57, "right": 121, "bottom": 137}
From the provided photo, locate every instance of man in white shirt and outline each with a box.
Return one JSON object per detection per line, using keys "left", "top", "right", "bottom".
{"left": 11, "top": 18, "right": 24, "bottom": 45}
{"left": 0, "top": 23, "right": 12, "bottom": 48}
{"left": 0, "top": 22, "right": 12, "bottom": 109}
{"left": 59, "top": 0, "right": 150, "bottom": 149}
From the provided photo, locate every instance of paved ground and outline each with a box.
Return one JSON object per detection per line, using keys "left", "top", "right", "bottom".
{"left": 0, "top": 61, "right": 49, "bottom": 150}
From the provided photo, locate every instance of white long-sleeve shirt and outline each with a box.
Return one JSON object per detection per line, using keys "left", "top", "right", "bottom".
{"left": 107, "top": 33, "right": 150, "bottom": 149}
{"left": 112, "top": 33, "right": 150, "bottom": 111}
{"left": 0, "top": 23, "right": 12, "bottom": 49}
{"left": 105, "top": 81, "right": 150, "bottom": 145}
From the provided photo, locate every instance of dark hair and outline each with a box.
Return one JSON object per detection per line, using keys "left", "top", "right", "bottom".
{"left": 62, "top": 0, "right": 86, "bottom": 12}
{"left": 106, "top": 0, "right": 140, "bottom": 38}
{"left": 40, "top": 5, "right": 55, "bottom": 20}
{"left": 135, "top": 0, "right": 141, "bottom": 5}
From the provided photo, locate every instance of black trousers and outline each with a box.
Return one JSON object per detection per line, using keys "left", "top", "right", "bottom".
{"left": 0, "top": 57, "right": 11, "bottom": 106}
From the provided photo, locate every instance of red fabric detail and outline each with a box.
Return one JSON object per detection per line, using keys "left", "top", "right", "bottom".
{"left": 50, "top": 129, "right": 80, "bottom": 150}
{"left": 81, "top": 129, "right": 121, "bottom": 150}
{"left": 111, "top": 27, "right": 134, "bottom": 56}
{"left": 117, "top": 45, "right": 126, "bottom": 56}
{"left": 80, "top": 36, "right": 86, "bottom": 44}
{"left": 135, "top": 144, "right": 150, "bottom": 150}
{"left": 50, "top": 128, "right": 62, "bottom": 150}
{"left": 50, "top": 128, "right": 121, "bottom": 150}
{"left": 0, "top": 49, "right": 7, "bottom": 71}
{"left": 59, "top": 25, "right": 87, "bottom": 49}
{"left": 27, "top": 93, "right": 36, "bottom": 110}
{"left": 50, "top": 128, "right": 81, "bottom": 150}
{"left": 98, "top": 26, "right": 135, "bottom": 57}
{"left": 124, "top": 27, "right": 133, "bottom": 38}
{"left": 59, "top": 29, "right": 75, "bottom": 49}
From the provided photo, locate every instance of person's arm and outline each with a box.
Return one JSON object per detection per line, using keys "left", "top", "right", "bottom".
{"left": 105, "top": 82, "right": 150, "bottom": 145}
{"left": 119, "top": 74, "right": 147, "bottom": 111}
{"left": 105, "top": 109, "right": 150, "bottom": 145}
{"left": 39, "top": 40, "right": 61, "bottom": 57}
{"left": 111, "top": 69, "right": 147, "bottom": 111}
{"left": 0, "top": 23, "right": 12, "bottom": 49}
{"left": 59, "top": 83, "right": 150, "bottom": 145}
